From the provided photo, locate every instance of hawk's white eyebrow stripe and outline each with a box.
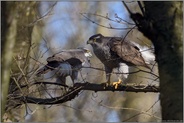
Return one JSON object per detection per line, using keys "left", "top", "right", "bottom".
{"left": 94, "top": 35, "right": 101, "bottom": 39}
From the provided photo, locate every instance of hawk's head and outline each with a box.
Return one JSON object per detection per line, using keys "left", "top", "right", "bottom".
{"left": 87, "top": 34, "right": 104, "bottom": 46}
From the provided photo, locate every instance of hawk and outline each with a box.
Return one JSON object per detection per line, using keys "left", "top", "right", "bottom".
{"left": 36, "top": 47, "right": 92, "bottom": 85}
{"left": 87, "top": 34, "right": 151, "bottom": 88}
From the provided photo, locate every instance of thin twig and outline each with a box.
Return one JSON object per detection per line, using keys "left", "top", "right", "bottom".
{"left": 13, "top": 56, "right": 29, "bottom": 85}
{"left": 145, "top": 99, "right": 160, "bottom": 112}
{"left": 96, "top": 100, "right": 161, "bottom": 120}
{"left": 122, "top": 1, "right": 132, "bottom": 15}
{"left": 81, "top": 13, "right": 135, "bottom": 25}
{"left": 27, "top": 2, "right": 57, "bottom": 27}
{"left": 137, "top": 1, "right": 145, "bottom": 16}
{"left": 81, "top": 13, "right": 134, "bottom": 30}
{"left": 83, "top": 66, "right": 159, "bottom": 78}
{"left": 10, "top": 70, "right": 24, "bottom": 94}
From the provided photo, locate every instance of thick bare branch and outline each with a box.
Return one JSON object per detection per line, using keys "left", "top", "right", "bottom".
{"left": 74, "top": 82, "right": 159, "bottom": 92}
{"left": 10, "top": 82, "right": 159, "bottom": 109}
{"left": 16, "top": 85, "right": 83, "bottom": 105}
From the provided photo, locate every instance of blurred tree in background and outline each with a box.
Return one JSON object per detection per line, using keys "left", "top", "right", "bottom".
{"left": 1, "top": 1, "right": 41, "bottom": 122}
{"left": 1, "top": 1, "right": 182, "bottom": 122}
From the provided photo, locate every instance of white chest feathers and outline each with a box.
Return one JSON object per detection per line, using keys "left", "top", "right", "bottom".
{"left": 84, "top": 52, "right": 92, "bottom": 58}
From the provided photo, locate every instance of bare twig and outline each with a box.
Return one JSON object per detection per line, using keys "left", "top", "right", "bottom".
{"left": 96, "top": 100, "right": 161, "bottom": 120}
{"left": 10, "top": 70, "right": 24, "bottom": 94}
{"left": 13, "top": 56, "right": 29, "bottom": 85}
{"left": 114, "top": 13, "right": 135, "bottom": 25}
{"left": 80, "top": 13, "right": 134, "bottom": 30}
{"left": 122, "top": 1, "right": 132, "bottom": 15}
{"left": 27, "top": 2, "right": 57, "bottom": 27}
{"left": 81, "top": 13, "right": 135, "bottom": 25}
{"left": 137, "top": 1, "right": 145, "bottom": 16}
{"left": 11, "top": 81, "right": 69, "bottom": 93}
{"left": 83, "top": 66, "right": 159, "bottom": 78}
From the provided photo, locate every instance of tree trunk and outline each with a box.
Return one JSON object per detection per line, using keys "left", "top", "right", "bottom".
{"left": 133, "top": 1, "right": 183, "bottom": 121}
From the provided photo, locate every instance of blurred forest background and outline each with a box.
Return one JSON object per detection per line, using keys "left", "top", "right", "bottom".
{"left": 2, "top": 1, "right": 163, "bottom": 122}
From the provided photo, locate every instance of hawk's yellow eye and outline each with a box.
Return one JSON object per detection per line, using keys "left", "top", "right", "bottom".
{"left": 93, "top": 38, "right": 96, "bottom": 42}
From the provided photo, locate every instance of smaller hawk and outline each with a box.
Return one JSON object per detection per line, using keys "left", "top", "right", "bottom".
{"left": 87, "top": 34, "right": 151, "bottom": 88}
{"left": 36, "top": 47, "right": 92, "bottom": 85}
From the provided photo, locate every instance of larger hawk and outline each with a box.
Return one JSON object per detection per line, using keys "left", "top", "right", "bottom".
{"left": 36, "top": 48, "right": 92, "bottom": 85}
{"left": 87, "top": 34, "right": 151, "bottom": 88}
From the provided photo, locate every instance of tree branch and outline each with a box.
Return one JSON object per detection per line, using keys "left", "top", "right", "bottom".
{"left": 122, "top": 1, "right": 157, "bottom": 40}
{"left": 9, "top": 82, "right": 159, "bottom": 109}
{"left": 74, "top": 82, "right": 159, "bottom": 93}
{"left": 80, "top": 13, "right": 134, "bottom": 30}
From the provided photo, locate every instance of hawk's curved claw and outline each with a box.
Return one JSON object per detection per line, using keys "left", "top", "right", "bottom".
{"left": 112, "top": 79, "right": 122, "bottom": 89}
{"left": 104, "top": 79, "right": 122, "bottom": 89}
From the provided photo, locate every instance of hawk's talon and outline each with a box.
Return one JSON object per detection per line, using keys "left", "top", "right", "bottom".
{"left": 112, "top": 79, "right": 122, "bottom": 89}
{"left": 103, "top": 80, "right": 122, "bottom": 89}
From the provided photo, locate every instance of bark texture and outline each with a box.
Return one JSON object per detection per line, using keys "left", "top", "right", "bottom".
{"left": 132, "top": 1, "right": 183, "bottom": 121}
